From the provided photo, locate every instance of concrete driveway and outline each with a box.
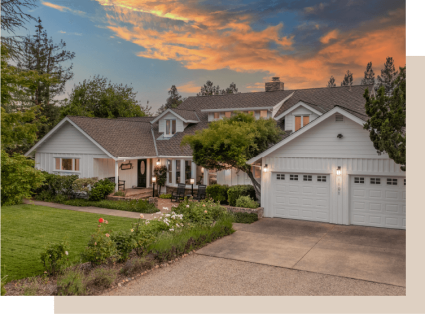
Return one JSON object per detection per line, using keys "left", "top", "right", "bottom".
{"left": 197, "top": 218, "right": 406, "bottom": 287}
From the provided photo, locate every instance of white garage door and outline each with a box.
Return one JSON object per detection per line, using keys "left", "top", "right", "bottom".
{"left": 273, "top": 173, "right": 330, "bottom": 222}
{"left": 350, "top": 176, "right": 406, "bottom": 229}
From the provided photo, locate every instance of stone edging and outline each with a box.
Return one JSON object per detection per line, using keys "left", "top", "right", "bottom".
{"left": 223, "top": 205, "right": 264, "bottom": 219}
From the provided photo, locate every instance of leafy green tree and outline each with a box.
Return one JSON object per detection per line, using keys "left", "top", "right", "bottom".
{"left": 361, "top": 62, "right": 375, "bottom": 85}
{"left": 181, "top": 112, "right": 284, "bottom": 198}
{"left": 363, "top": 66, "right": 406, "bottom": 171}
{"left": 327, "top": 76, "right": 336, "bottom": 87}
{"left": 225, "top": 82, "right": 238, "bottom": 94}
{"left": 377, "top": 57, "right": 399, "bottom": 95}
{"left": 341, "top": 70, "right": 353, "bottom": 87}
{"left": 59, "top": 76, "right": 146, "bottom": 119}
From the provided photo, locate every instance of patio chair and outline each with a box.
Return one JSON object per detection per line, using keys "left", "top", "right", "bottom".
{"left": 193, "top": 184, "right": 207, "bottom": 201}
{"left": 171, "top": 183, "right": 186, "bottom": 202}
{"left": 106, "top": 176, "right": 126, "bottom": 191}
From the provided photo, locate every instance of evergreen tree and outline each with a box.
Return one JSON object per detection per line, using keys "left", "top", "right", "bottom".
{"left": 225, "top": 82, "right": 238, "bottom": 94}
{"left": 327, "top": 76, "right": 336, "bottom": 87}
{"left": 377, "top": 57, "right": 399, "bottom": 95}
{"left": 341, "top": 70, "right": 353, "bottom": 87}
{"left": 361, "top": 62, "right": 375, "bottom": 85}
{"left": 197, "top": 80, "right": 223, "bottom": 96}
{"left": 363, "top": 67, "right": 406, "bottom": 171}
{"left": 156, "top": 85, "right": 185, "bottom": 115}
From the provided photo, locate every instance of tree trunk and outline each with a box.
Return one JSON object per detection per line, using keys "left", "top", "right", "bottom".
{"left": 246, "top": 170, "right": 261, "bottom": 203}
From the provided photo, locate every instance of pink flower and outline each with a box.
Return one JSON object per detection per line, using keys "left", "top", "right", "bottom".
{"left": 204, "top": 210, "right": 207, "bottom": 213}
{"left": 94, "top": 242, "right": 97, "bottom": 246}
{"left": 203, "top": 204, "right": 206, "bottom": 207}
{"left": 105, "top": 220, "right": 108, "bottom": 224}
{"left": 105, "top": 233, "right": 110, "bottom": 237}
{"left": 99, "top": 218, "right": 104, "bottom": 223}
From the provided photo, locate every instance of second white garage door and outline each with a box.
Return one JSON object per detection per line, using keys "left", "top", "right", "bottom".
{"left": 273, "top": 173, "right": 330, "bottom": 222}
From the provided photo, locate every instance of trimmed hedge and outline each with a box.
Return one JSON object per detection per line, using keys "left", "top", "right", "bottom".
{"left": 227, "top": 185, "right": 256, "bottom": 206}
{"left": 206, "top": 184, "right": 229, "bottom": 204}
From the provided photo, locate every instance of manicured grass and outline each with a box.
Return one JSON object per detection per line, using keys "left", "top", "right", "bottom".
{"left": 60, "top": 198, "right": 158, "bottom": 214}
{"left": 1, "top": 204, "right": 139, "bottom": 281}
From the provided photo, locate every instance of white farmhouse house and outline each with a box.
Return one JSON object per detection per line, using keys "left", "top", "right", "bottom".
{"left": 25, "top": 77, "right": 406, "bottom": 229}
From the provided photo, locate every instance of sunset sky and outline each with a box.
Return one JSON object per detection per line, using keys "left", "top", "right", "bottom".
{"left": 18, "top": 0, "right": 406, "bottom": 112}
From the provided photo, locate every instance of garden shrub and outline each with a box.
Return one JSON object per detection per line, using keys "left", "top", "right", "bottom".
{"left": 52, "top": 194, "right": 68, "bottom": 204}
{"left": 35, "top": 190, "right": 53, "bottom": 202}
{"left": 159, "top": 193, "right": 171, "bottom": 199}
{"left": 131, "top": 221, "right": 157, "bottom": 256}
{"left": 40, "top": 240, "right": 70, "bottom": 276}
{"left": 1, "top": 150, "right": 46, "bottom": 205}
{"left": 113, "top": 190, "right": 125, "bottom": 197}
{"left": 72, "top": 177, "right": 98, "bottom": 193}
{"left": 85, "top": 268, "right": 117, "bottom": 290}
{"left": 89, "top": 179, "right": 115, "bottom": 201}
{"left": 59, "top": 198, "right": 158, "bottom": 213}
{"left": 227, "top": 185, "right": 256, "bottom": 206}
{"left": 235, "top": 195, "right": 259, "bottom": 209}
{"left": 81, "top": 220, "right": 118, "bottom": 266}
{"left": 110, "top": 230, "right": 137, "bottom": 262}
{"left": 231, "top": 212, "right": 258, "bottom": 224}
{"left": 120, "top": 257, "right": 154, "bottom": 276}
{"left": 34, "top": 172, "right": 79, "bottom": 200}
{"left": 174, "top": 198, "right": 228, "bottom": 226}
{"left": 57, "top": 270, "right": 86, "bottom": 296}
{"left": 206, "top": 184, "right": 229, "bottom": 204}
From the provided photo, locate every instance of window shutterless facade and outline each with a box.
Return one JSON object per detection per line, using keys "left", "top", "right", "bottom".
{"left": 295, "top": 115, "right": 310, "bottom": 131}
{"left": 55, "top": 158, "right": 80, "bottom": 171}
{"left": 165, "top": 119, "right": 176, "bottom": 135}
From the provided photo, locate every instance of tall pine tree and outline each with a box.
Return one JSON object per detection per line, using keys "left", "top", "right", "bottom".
{"left": 156, "top": 85, "right": 185, "bottom": 115}
{"left": 377, "top": 57, "right": 398, "bottom": 95}
{"left": 327, "top": 76, "right": 336, "bottom": 87}
{"left": 341, "top": 70, "right": 353, "bottom": 87}
{"left": 363, "top": 66, "right": 406, "bottom": 171}
{"left": 361, "top": 62, "right": 375, "bottom": 86}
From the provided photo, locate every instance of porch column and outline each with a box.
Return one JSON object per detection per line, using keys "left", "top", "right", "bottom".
{"left": 115, "top": 160, "right": 119, "bottom": 192}
{"left": 191, "top": 161, "right": 196, "bottom": 187}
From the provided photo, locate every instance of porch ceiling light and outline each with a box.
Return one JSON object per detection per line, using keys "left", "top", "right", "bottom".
{"left": 263, "top": 164, "right": 268, "bottom": 172}
{"left": 337, "top": 166, "right": 341, "bottom": 176}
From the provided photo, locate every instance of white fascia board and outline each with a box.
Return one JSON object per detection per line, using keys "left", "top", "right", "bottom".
{"left": 150, "top": 109, "right": 198, "bottom": 124}
{"left": 201, "top": 107, "right": 273, "bottom": 112}
{"left": 274, "top": 101, "right": 323, "bottom": 121}
{"left": 116, "top": 156, "right": 158, "bottom": 160}
{"left": 24, "top": 117, "right": 114, "bottom": 159}
{"left": 272, "top": 92, "right": 294, "bottom": 118}
{"left": 247, "top": 106, "right": 367, "bottom": 164}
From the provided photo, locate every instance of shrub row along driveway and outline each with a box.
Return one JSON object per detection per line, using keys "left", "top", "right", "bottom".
{"left": 106, "top": 218, "right": 405, "bottom": 296}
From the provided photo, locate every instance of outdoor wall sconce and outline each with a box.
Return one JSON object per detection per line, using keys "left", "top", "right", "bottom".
{"left": 336, "top": 166, "right": 341, "bottom": 176}
{"left": 189, "top": 178, "right": 195, "bottom": 196}
{"left": 263, "top": 164, "right": 268, "bottom": 172}
{"left": 201, "top": 167, "right": 204, "bottom": 173}
{"left": 156, "top": 159, "right": 160, "bottom": 166}
{"left": 337, "top": 134, "right": 343, "bottom": 139}
{"left": 152, "top": 177, "right": 156, "bottom": 197}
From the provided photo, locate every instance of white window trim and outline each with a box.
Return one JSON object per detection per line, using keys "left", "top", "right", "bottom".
{"left": 165, "top": 119, "right": 177, "bottom": 137}
{"left": 54, "top": 157, "right": 81, "bottom": 172}
{"left": 294, "top": 115, "right": 310, "bottom": 131}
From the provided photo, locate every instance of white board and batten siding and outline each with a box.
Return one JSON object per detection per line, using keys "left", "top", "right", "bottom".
{"left": 261, "top": 113, "right": 406, "bottom": 229}
{"left": 34, "top": 121, "right": 109, "bottom": 178}
{"left": 93, "top": 158, "right": 138, "bottom": 188}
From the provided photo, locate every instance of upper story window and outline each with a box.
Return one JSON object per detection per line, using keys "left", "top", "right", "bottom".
{"left": 214, "top": 112, "right": 220, "bottom": 119}
{"left": 55, "top": 158, "right": 79, "bottom": 171}
{"left": 295, "top": 116, "right": 309, "bottom": 131}
{"left": 224, "top": 112, "right": 231, "bottom": 118}
{"left": 165, "top": 119, "right": 176, "bottom": 135}
{"left": 260, "top": 110, "right": 268, "bottom": 118}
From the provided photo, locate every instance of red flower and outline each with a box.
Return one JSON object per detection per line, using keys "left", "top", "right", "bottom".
{"left": 99, "top": 218, "right": 104, "bottom": 223}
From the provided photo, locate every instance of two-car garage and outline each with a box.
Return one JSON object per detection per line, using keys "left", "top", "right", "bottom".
{"left": 272, "top": 172, "right": 406, "bottom": 230}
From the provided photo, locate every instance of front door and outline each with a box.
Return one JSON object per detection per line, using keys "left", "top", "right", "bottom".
{"left": 137, "top": 159, "right": 147, "bottom": 187}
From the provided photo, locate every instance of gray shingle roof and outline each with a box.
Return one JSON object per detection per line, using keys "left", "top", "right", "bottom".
{"left": 68, "top": 116, "right": 157, "bottom": 157}
{"left": 65, "top": 85, "right": 372, "bottom": 158}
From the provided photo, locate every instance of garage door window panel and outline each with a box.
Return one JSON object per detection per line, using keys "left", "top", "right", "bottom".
{"left": 276, "top": 174, "right": 285, "bottom": 180}
{"left": 290, "top": 175, "right": 298, "bottom": 181}
{"left": 303, "top": 175, "right": 312, "bottom": 181}
{"left": 387, "top": 178, "right": 397, "bottom": 185}
{"left": 317, "top": 175, "right": 326, "bottom": 182}
{"left": 354, "top": 177, "right": 364, "bottom": 184}
{"left": 370, "top": 178, "right": 381, "bottom": 184}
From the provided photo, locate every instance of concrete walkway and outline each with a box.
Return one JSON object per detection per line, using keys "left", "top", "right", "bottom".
{"left": 197, "top": 218, "right": 406, "bottom": 287}
{"left": 23, "top": 199, "right": 177, "bottom": 220}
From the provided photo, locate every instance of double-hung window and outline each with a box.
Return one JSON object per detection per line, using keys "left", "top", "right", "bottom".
{"left": 55, "top": 158, "right": 80, "bottom": 171}
{"left": 260, "top": 110, "right": 268, "bottom": 118}
{"left": 214, "top": 112, "right": 220, "bottom": 119}
{"left": 185, "top": 160, "right": 192, "bottom": 184}
{"left": 295, "top": 116, "right": 310, "bottom": 131}
{"left": 165, "top": 119, "right": 176, "bottom": 136}
{"left": 175, "top": 160, "right": 181, "bottom": 184}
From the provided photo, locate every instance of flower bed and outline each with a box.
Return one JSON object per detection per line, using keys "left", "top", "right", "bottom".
{"left": 223, "top": 205, "right": 264, "bottom": 221}
{"left": 2, "top": 199, "right": 234, "bottom": 296}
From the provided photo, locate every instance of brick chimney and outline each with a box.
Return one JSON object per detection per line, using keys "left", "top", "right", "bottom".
{"left": 265, "top": 77, "right": 284, "bottom": 92}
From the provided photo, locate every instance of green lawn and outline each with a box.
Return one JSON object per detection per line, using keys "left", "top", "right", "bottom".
{"left": 1, "top": 204, "right": 139, "bottom": 281}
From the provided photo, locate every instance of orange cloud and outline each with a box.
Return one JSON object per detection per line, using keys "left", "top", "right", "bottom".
{"left": 42, "top": 1, "right": 66, "bottom": 11}
{"left": 320, "top": 29, "right": 339, "bottom": 44}
{"left": 96, "top": 0, "right": 405, "bottom": 90}
{"left": 177, "top": 81, "right": 199, "bottom": 93}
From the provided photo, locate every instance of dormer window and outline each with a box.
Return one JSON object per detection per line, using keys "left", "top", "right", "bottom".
{"left": 224, "top": 112, "right": 231, "bottom": 118}
{"left": 214, "top": 112, "right": 220, "bottom": 119}
{"left": 260, "top": 110, "right": 267, "bottom": 118}
{"left": 166, "top": 119, "right": 176, "bottom": 136}
{"left": 295, "top": 116, "right": 309, "bottom": 131}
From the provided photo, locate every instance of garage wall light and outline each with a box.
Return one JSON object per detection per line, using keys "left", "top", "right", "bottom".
{"left": 336, "top": 166, "right": 341, "bottom": 175}
{"left": 263, "top": 164, "right": 268, "bottom": 172}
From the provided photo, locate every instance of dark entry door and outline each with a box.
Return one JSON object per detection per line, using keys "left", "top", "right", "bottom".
{"left": 137, "top": 159, "right": 147, "bottom": 187}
